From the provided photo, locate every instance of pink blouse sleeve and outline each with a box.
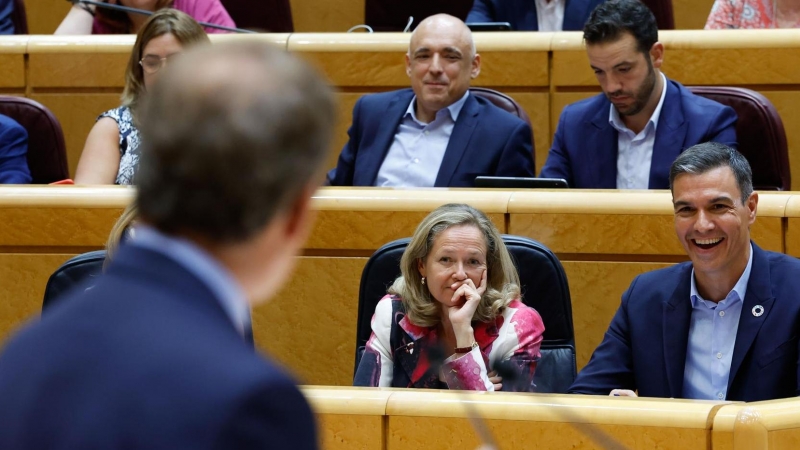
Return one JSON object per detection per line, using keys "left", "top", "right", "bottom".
{"left": 174, "top": 0, "right": 237, "bottom": 33}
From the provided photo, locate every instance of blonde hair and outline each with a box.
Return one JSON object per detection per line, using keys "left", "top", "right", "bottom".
{"left": 389, "top": 203, "right": 520, "bottom": 327}
{"left": 121, "top": 9, "right": 210, "bottom": 120}
{"left": 105, "top": 203, "right": 139, "bottom": 268}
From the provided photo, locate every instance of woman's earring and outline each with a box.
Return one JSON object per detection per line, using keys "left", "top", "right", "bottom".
{"left": 421, "top": 277, "right": 426, "bottom": 286}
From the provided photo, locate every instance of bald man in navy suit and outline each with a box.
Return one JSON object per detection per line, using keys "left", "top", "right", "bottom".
{"left": 329, "top": 14, "right": 534, "bottom": 188}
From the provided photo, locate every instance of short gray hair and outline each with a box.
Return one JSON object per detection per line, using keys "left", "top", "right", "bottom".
{"left": 669, "top": 142, "right": 753, "bottom": 204}
{"left": 136, "top": 41, "right": 336, "bottom": 242}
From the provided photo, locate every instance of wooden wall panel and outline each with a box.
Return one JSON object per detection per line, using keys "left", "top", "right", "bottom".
{"left": 28, "top": 52, "right": 129, "bottom": 88}
{"left": 316, "top": 414, "right": 384, "bottom": 450}
{"left": 289, "top": 0, "right": 365, "bottom": 32}
{"left": 673, "top": 0, "right": 716, "bottom": 29}
{"left": 30, "top": 93, "right": 122, "bottom": 177}
{"left": 0, "top": 254, "right": 74, "bottom": 341}
{"left": 0, "top": 54, "right": 25, "bottom": 89}
{"left": 253, "top": 256, "right": 367, "bottom": 386}
{"left": 387, "top": 416, "right": 711, "bottom": 450}
{"left": 761, "top": 91, "right": 800, "bottom": 191}
{"left": 24, "top": 0, "right": 72, "bottom": 34}
{"left": 564, "top": 261, "right": 673, "bottom": 369}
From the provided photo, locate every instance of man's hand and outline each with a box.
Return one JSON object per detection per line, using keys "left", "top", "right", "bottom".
{"left": 609, "top": 389, "right": 637, "bottom": 397}
{"left": 488, "top": 370, "right": 502, "bottom": 391}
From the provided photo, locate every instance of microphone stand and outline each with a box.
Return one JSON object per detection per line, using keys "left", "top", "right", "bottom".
{"left": 71, "top": 0, "right": 257, "bottom": 34}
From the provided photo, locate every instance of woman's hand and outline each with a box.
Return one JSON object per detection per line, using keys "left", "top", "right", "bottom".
{"left": 488, "top": 370, "right": 502, "bottom": 391}
{"left": 446, "top": 269, "right": 487, "bottom": 327}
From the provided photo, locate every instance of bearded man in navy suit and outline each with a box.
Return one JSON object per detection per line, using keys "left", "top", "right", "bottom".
{"left": 570, "top": 143, "right": 800, "bottom": 402}
{"left": 540, "top": 0, "right": 737, "bottom": 189}
{"left": 329, "top": 14, "right": 535, "bottom": 188}
{"left": 0, "top": 41, "right": 335, "bottom": 449}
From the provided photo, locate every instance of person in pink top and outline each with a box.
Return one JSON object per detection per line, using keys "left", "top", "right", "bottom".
{"left": 705, "top": 0, "right": 800, "bottom": 29}
{"left": 55, "top": 0, "right": 236, "bottom": 35}
{"left": 354, "top": 203, "right": 545, "bottom": 391}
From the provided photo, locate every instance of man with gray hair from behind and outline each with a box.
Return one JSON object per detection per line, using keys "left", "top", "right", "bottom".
{"left": 0, "top": 41, "right": 335, "bottom": 449}
{"left": 570, "top": 142, "right": 800, "bottom": 402}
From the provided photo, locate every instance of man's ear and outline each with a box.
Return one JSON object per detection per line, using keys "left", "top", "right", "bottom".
{"left": 283, "top": 183, "right": 317, "bottom": 241}
{"left": 649, "top": 42, "right": 664, "bottom": 70}
{"left": 746, "top": 191, "right": 759, "bottom": 225}
{"left": 471, "top": 53, "right": 481, "bottom": 79}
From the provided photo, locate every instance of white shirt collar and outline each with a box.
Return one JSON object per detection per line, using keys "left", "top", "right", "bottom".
{"left": 406, "top": 90, "right": 470, "bottom": 124}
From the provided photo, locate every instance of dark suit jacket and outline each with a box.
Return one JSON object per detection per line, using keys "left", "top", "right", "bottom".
{"left": 466, "top": 0, "right": 605, "bottom": 31}
{"left": 0, "top": 114, "right": 30, "bottom": 184}
{"left": 570, "top": 243, "right": 800, "bottom": 402}
{"left": 329, "top": 89, "right": 535, "bottom": 187}
{"left": 0, "top": 244, "right": 317, "bottom": 449}
{"left": 0, "top": 0, "right": 13, "bottom": 35}
{"left": 540, "top": 79, "right": 737, "bottom": 189}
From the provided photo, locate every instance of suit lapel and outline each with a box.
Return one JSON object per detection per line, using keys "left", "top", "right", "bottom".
{"left": 649, "top": 79, "right": 687, "bottom": 188}
{"left": 728, "top": 244, "right": 774, "bottom": 390}
{"left": 362, "top": 91, "right": 413, "bottom": 185}
{"left": 662, "top": 265, "right": 693, "bottom": 398}
{"left": 588, "top": 104, "right": 619, "bottom": 188}
{"left": 434, "top": 94, "right": 479, "bottom": 187}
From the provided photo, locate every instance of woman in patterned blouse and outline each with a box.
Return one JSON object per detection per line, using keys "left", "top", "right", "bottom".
{"left": 354, "top": 203, "right": 545, "bottom": 391}
{"left": 74, "top": 9, "right": 209, "bottom": 185}
{"left": 706, "top": 0, "right": 800, "bottom": 29}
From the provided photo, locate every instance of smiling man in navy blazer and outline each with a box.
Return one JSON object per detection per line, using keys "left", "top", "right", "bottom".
{"left": 0, "top": 42, "right": 335, "bottom": 449}
{"left": 540, "top": 0, "right": 737, "bottom": 189}
{"left": 329, "top": 14, "right": 534, "bottom": 188}
{"left": 570, "top": 143, "right": 800, "bottom": 402}
{"left": 467, "top": 0, "right": 605, "bottom": 31}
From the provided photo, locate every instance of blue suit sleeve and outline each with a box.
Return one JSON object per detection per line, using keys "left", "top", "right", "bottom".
{"left": 0, "top": 119, "right": 31, "bottom": 184}
{"left": 494, "top": 120, "right": 535, "bottom": 178}
{"left": 466, "top": 0, "right": 495, "bottom": 22}
{"left": 213, "top": 382, "right": 317, "bottom": 450}
{"left": 330, "top": 97, "right": 364, "bottom": 186}
{"left": 0, "top": 0, "right": 14, "bottom": 35}
{"left": 705, "top": 105, "right": 738, "bottom": 149}
{"left": 539, "top": 108, "right": 574, "bottom": 186}
{"left": 568, "top": 277, "right": 638, "bottom": 395}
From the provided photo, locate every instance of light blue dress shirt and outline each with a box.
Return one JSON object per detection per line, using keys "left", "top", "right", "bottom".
{"left": 129, "top": 225, "right": 251, "bottom": 337}
{"left": 609, "top": 72, "right": 668, "bottom": 189}
{"left": 375, "top": 91, "right": 470, "bottom": 187}
{"left": 682, "top": 244, "right": 753, "bottom": 400}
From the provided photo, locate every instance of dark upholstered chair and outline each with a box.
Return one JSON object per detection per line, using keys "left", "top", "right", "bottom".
{"left": 688, "top": 87, "right": 790, "bottom": 191}
{"left": 642, "top": 0, "right": 674, "bottom": 30}
{"left": 220, "top": 0, "right": 293, "bottom": 32}
{"left": 0, "top": 96, "right": 69, "bottom": 184}
{"left": 11, "top": 0, "right": 27, "bottom": 34}
{"left": 42, "top": 250, "right": 106, "bottom": 311}
{"left": 470, "top": 87, "right": 534, "bottom": 165}
{"left": 354, "top": 235, "right": 576, "bottom": 393}
{"left": 470, "top": 87, "right": 531, "bottom": 127}
{"left": 365, "top": 0, "right": 471, "bottom": 31}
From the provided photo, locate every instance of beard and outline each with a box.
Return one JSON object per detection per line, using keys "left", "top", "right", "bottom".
{"left": 607, "top": 59, "right": 657, "bottom": 117}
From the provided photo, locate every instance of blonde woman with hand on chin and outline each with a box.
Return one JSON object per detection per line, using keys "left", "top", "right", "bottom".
{"left": 354, "top": 203, "right": 545, "bottom": 391}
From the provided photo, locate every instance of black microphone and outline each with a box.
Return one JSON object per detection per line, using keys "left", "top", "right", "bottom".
{"left": 69, "top": 0, "right": 257, "bottom": 34}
